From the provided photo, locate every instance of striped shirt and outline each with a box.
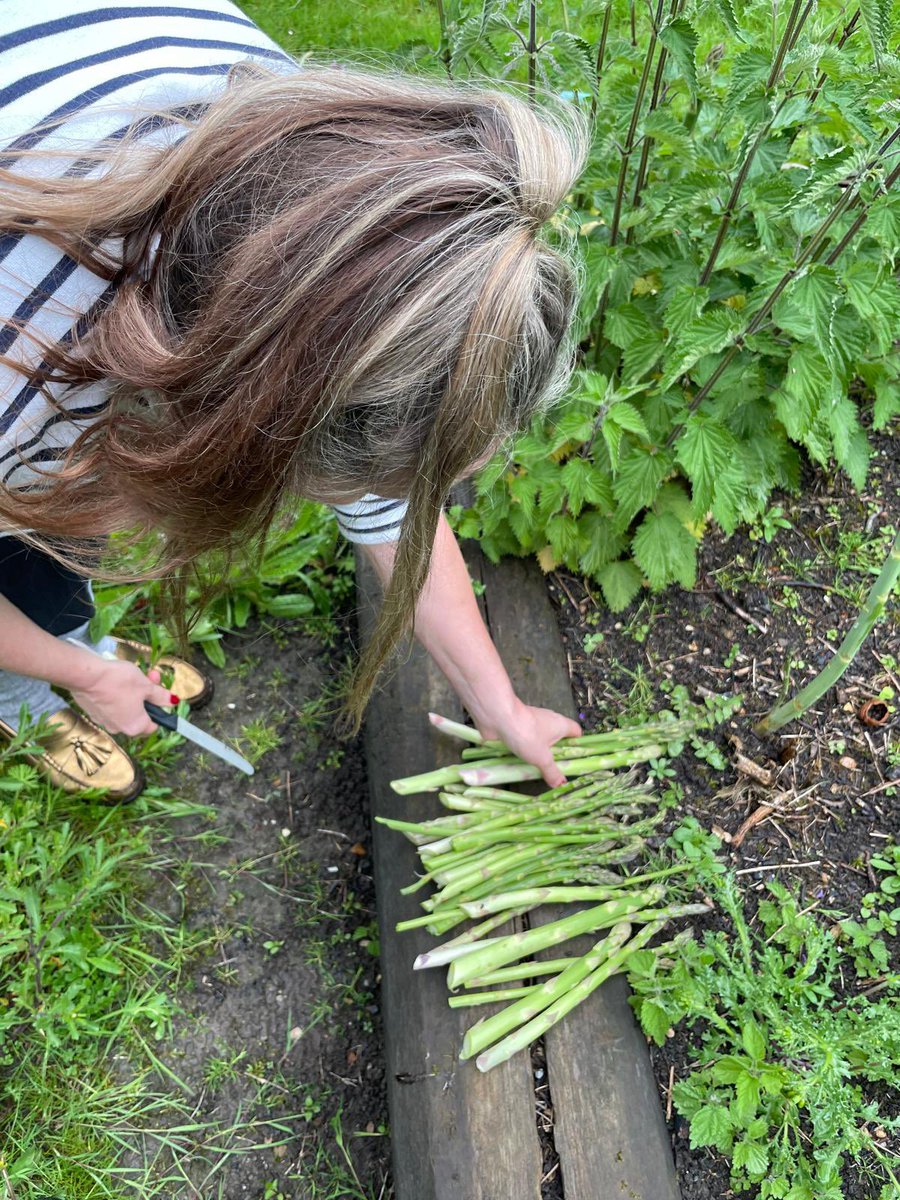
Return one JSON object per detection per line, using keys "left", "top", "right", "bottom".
{"left": 0, "top": 0, "right": 407, "bottom": 545}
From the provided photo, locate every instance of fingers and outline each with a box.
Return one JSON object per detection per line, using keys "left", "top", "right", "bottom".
{"left": 537, "top": 755, "right": 566, "bottom": 789}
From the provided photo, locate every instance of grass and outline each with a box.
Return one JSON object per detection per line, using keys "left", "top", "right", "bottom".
{"left": 240, "top": 0, "right": 440, "bottom": 62}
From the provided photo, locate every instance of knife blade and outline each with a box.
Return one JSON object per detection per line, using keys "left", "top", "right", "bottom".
{"left": 144, "top": 702, "right": 254, "bottom": 776}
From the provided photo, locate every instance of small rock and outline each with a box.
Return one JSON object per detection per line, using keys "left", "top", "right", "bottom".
{"left": 838, "top": 755, "right": 858, "bottom": 771}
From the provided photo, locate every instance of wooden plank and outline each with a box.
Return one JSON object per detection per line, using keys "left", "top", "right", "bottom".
{"left": 470, "top": 549, "right": 680, "bottom": 1200}
{"left": 356, "top": 555, "right": 543, "bottom": 1200}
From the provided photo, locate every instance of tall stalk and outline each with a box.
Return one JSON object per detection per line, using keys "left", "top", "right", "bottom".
{"left": 435, "top": 0, "right": 453, "bottom": 78}
{"left": 699, "top": 0, "right": 813, "bottom": 285}
{"left": 589, "top": 3, "right": 613, "bottom": 122}
{"left": 591, "top": 0, "right": 666, "bottom": 343}
{"left": 527, "top": 0, "right": 538, "bottom": 103}
{"left": 626, "top": 0, "right": 681, "bottom": 242}
{"left": 756, "top": 533, "right": 900, "bottom": 734}
{"left": 665, "top": 122, "right": 900, "bottom": 448}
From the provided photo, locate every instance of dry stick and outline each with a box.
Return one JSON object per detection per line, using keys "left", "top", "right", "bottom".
{"left": 756, "top": 531, "right": 900, "bottom": 734}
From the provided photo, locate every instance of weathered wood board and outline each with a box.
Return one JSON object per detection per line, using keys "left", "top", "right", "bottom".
{"left": 357, "top": 555, "right": 543, "bottom": 1200}
{"left": 472, "top": 551, "right": 680, "bottom": 1200}
{"left": 358, "top": 545, "right": 679, "bottom": 1200}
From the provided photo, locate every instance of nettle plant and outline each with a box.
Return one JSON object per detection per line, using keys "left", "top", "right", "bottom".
{"left": 444, "top": 0, "right": 900, "bottom": 608}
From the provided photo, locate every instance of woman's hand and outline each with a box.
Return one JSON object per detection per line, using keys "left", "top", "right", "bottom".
{"left": 68, "top": 655, "right": 176, "bottom": 737}
{"left": 476, "top": 697, "right": 581, "bottom": 788}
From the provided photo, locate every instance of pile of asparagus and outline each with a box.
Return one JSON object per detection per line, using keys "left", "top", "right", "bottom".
{"left": 381, "top": 713, "right": 711, "bottom": 1072}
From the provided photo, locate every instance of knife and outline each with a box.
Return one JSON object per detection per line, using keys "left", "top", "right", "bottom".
{"left": 144, "top": 702, "right": 255, "bottom": 776}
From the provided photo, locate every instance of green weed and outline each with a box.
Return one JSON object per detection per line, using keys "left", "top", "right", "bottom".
{"left": 628, "top": 864, "right": 900, "bottom": 1199}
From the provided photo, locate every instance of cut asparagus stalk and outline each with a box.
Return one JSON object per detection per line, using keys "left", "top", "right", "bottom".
{"left": 473, "top": 919, "right": 668, "bottom": 1072}
{"left": 428, "top": 712, "right": 485, "bottom": 744}
{"left": 460, "top": 884, "right": 647, "bottom": 919}
{"left": 467, "top": 958, "right": 579, "bottom": 985}
{"left": 459, "top": 745, "right": 663, "bottom": 786}
{"left": 461, "top": 921, "right": 635, "bottom": 1060}
{"left": 449, "top": 986, "right": 538, "bottom": 1007}
{"left": 446, "top": 889, "right": 664, "bottom": 989}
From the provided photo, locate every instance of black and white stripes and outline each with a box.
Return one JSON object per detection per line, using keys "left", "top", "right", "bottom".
{"left": 0, "top": 0, "right": 407, "bottom": 544}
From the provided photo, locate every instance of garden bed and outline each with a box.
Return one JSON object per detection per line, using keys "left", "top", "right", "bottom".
{"left": 546, "top": 435, "right": 900, "bottom": 1199}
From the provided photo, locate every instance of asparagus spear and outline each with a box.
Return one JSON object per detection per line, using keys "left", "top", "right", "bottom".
{"left": 445, "top": 889, "right": 664, "bottom": 988}
{"left": 473, "top": 919, "right": 668, "bottom": 1072}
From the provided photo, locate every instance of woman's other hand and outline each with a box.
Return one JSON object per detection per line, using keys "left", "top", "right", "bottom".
{"left": 477, "top": 698, "right": 581, "bottom": 788}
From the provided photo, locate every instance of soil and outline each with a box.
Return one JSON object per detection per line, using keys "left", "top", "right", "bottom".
{"left": 122, "top": 613, "right": 390, "bottom": 1199}
{"left": 546, "top": 434, "right": 900, "bottom": 1200}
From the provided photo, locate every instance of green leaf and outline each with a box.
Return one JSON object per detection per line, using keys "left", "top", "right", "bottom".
{"left": 773, "top": 345, "right": 838, "bottom": 439}
{"left": 709, "top": 0, "right": 743, "bottom": 38}
{"left": 828, "top": 394, "right": 869, "bottom": 489}
{"left": 733, "top": 1138, "right": 769, "bottom": 1176}
{"left": 689, "top": 1103, "right": 734, "bottom": 1152}
{"left": 774, "top": 267, "right": 841, "bottom": 363}
{"left": 262, "top": 593, "right": 316, "bottom": 619}
{"left": 637, "top": 999, "right": 672, "bottom": 1044}
{"left": 675, "top": 414, "right": 738, "bottom": 514}
{"left": 632, "top": 510, "right": 698, "bottom": 590}
{"left": 579, "top": 513, "right": 627, "bottom": 577}
{"left": 859, "top": 0, "right": 892, "bottom": 62}
{"left": 733, "top": 1070, "right": 761, "bottom": 1121}
{"left": 664, "top": 285, "right": 709, "bottom": 340}
{"left": 597, "top": 559, "right": 644, "bottom": 612}
{"left": 741, "top": 1017, "right": 767, "bottom": 1061}
{"left": 607, "top": 401, "right": 650, "bottom": 442}
{"left": 873, "top": 374, "right": 900, "bottom": 430}
{"left": 612, "top": 448, "right": 674, "bottom": 529}
{"left": 560, "top": 457, "right": 593, "bottom": 517}
{"left": 659, "top": 308, "right": 742, "bottom": 389}
{"left": 658, "top": 16, "right": 699, "bottom": 97}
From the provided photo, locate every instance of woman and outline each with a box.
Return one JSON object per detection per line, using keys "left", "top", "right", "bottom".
{"left": 0, "top": 0, "right": 586, "bottom": 801}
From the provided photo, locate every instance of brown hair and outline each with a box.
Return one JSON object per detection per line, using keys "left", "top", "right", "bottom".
{"left": 0, "top": 65, "right": 586, "bottom": 724}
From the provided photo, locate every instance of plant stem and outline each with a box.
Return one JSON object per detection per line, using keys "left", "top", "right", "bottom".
{"left": 527, "top": 0, "right": 538, "bottom": 104}
{"left": 590, "top": 3, "right": 613, "bottom": 121}
{"left": 450, "top": 986, "right": 539, "bottom": 1007}
{"left": 756, "top": 532, "right": 900, "bottom": 734}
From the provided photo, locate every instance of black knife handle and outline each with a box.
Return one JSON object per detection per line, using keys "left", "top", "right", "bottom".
{"left": 144, "top": 701, "right": 177, "bottom": 731}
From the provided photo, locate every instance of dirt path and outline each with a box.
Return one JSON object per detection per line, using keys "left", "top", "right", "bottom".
{"left": 124, "top": 616, "right": 390, "bottom": 1199}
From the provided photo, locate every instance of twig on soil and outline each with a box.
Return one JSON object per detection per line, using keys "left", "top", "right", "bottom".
{"left": 710, "top": 587, "right": 769, "bottom": 634}
{"left": 665, "top": 1065, "right": 675, "bottom": 1122}
{"left": 734, "top": 860, "right": 821, "bottom": 875}
{"left": 735, "top": 754, "right": 775, "bottom": 786}
{"left": 731, "top": 803, "right": 775, "bottom": 848}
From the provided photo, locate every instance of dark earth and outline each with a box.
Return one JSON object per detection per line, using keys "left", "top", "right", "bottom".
{"left": 547, "top": 431, "right": 900, "bottom": 1200}
{"left": 121, "top": 613, "right": 390, "bottom": 1199}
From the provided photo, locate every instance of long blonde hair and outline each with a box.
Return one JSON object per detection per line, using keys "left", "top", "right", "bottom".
{"left": 0, "top": 65, "right": 586, "bottom": 723}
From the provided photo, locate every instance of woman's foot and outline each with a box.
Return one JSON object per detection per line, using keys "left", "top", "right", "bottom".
{"left": 0, "top": 706, "right": 143, "bottom": 803}
{"left": 108, "top": 638, "right": 214, "bottom": 709}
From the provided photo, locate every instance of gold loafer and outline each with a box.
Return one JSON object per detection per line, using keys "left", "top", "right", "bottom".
{"left": 111, "top": 637, "right": 214, "bottom": 709}
{"left": 0, "top": 707, "right": 143, "bottom": 804}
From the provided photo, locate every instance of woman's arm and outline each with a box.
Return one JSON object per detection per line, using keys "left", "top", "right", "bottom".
{"left": 360, "top": 513, "right": 581, "bottom": 786}
{"left": 0, "top": 594, "right": 174, "bottom": 735}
